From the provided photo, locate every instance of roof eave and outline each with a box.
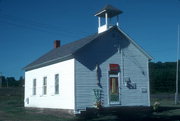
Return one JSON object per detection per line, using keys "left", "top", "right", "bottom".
{"left": 94, "top": 10, "right": 106, "bottom": 17}
{"left": 24, "top": 54, "right": 73, "bottom": 71}
{"left": 117, "top": 27, "right": 153, "bottom": 60}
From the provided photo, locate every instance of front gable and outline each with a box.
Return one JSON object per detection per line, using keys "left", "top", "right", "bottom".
{"left": 74, "top": 26, "right": 149, "bottom": 71}
{"left": 74, "top": 28, "right": 151, "bottom": 110}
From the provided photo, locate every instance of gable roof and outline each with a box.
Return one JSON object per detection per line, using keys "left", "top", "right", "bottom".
{"left": 117, "top": 27, "right": 153, "bottom": 60}
{"left": 24, "top": 26, "right": 152, "bottom": 71}
{"left": 24, "top": 28, "right": 105, "bottom": 71}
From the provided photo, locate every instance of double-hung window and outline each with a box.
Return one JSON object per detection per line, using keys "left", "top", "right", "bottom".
{"left": 32, "top": 79, "right": 36, "bottom": 95}
{"left": 55, "top": 74, "right": 59, "bottom": 94}
{"left": 43, "top": 77, "right": 47, "bottom": 95}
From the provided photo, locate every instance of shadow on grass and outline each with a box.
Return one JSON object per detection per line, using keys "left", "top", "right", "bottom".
{"left": 157, "top": 106, "right": 180, "bottom": 112}
{"left": 77, "top": 106, "right": 180, "bottom": 121}
{"left": 1, "top": 89, "right": 180, "bottom": 121}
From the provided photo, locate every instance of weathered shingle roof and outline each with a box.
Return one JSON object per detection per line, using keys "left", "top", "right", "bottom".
{"left": 24, "top": 27, "right": 106, "bottom": 71}
{"left": 24, "top": 26, "right": 152, "bottom": 71}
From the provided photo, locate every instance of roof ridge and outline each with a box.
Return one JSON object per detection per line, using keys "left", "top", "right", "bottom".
{"left": 24, "top": 26, "right": 123, "bottom": 71}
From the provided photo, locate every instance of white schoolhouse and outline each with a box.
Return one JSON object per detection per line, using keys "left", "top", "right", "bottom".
{"left": 24, "top": 5, "right": 152, "bottom": 114}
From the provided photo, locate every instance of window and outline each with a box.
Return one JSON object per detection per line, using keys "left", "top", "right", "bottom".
{"left": 55, "top": 74, "right": 59, "bottom": 94}
{"left": 43, "top": 77, "right": 47, "bottom": 95}
{"left": 109, "top": 77, "right": 119, "bottom": 102}
{"left": 32, "top": 79, "right": 36, "bottom": 95}
{"left": 109, "top": 77, "right": 118, "bottom": 94}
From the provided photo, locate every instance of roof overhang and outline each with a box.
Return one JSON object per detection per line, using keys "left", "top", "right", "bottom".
{"left": 24, "top": 54, "right": 73, "bottom": 71}
{"left": 117, "top": 27, "right": 153, "bottom": 61}
{"left": 94, "top": 5, "right": 122, "bottom": 18}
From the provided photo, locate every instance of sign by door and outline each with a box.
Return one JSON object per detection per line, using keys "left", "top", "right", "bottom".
{"left": 109, "top": 64, "right": 120, "bottom": 74}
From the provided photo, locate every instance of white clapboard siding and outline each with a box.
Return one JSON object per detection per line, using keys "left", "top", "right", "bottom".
{"left": 24, "top": 59, "right": 75, "bottom": 110}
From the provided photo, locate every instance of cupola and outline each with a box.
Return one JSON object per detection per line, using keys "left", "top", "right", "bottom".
{"left": 95, "top": 5, "right": 122, "bottom": 33}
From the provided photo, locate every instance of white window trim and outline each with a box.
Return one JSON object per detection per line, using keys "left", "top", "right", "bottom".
{"left": 42, "top": 76, "right": 47, "bottom": 95}
{"left": 55, "top": 74, "right": 59, "bottom": 95}
{"left": 32, "top": 78, "right": 36, "bottom": 96}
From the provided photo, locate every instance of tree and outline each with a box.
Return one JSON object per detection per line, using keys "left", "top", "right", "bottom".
{"left": 149, "top": 61, "right": 178, "bottom": 93}
{"left": 18, "top": 76, "right": 24, "bottom": 87}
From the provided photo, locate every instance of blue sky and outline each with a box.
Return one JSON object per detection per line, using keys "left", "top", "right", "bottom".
{"left": 0, "top": 0, "right": 180, "bottom": 79}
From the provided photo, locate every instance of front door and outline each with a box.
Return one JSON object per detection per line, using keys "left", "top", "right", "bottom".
{"left": 109, "top": 76, "right": 120, "bottom": 104}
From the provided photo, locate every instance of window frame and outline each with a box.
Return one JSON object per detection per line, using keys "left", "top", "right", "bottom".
{"left": 32, "top": 79, "right": 36, "bottom": 95}
{"left": 43, "top": 77, "right": 47, "bottom": 95}
{"left": 55, "top": 74, "right": 59, "bottom": 94}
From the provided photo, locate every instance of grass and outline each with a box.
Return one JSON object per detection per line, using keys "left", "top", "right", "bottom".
{"left": 0, "top": 96, "right": 74, "bottom": 121}
{"left": 150, "top": 93, "right": 180, "bottom": 120}
{"left": 0, "top": 88, "right": 75, "bottom": 121}
{"left": 154, "top": 109, "right": 180, "bottom": 116}
{"left": 1, "top": 88, "right": 180, "bottom": 121}
{"left": 151, "top": 93, "right": 180, "bottom": 107}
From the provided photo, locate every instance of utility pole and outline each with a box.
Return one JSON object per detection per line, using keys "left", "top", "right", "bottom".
{"left": 175, "top": 24, "right": 180, "bottom": 105}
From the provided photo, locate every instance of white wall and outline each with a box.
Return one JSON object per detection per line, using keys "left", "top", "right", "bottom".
{"left": 24, "top": 59, "right": 75, "bottom": 110}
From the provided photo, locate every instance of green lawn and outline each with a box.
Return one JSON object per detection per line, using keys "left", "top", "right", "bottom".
{"left": 0, "top": 88, "right": 76, "bottom": 121}
{"left": 151, "top": 93, "right": 180, "bottom": 107}
{"left": 0, "top": 95, "right": 76, "bottom": 121}
{"left": 151, "top": 93, "right": 180, "bottom": 119}
{"left": 1, "top": 88, "right": 180, "bottom": 121}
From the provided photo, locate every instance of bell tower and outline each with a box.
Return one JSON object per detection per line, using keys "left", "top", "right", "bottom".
{"left": 95, "top": 5, "right": 122, "bottom": 33}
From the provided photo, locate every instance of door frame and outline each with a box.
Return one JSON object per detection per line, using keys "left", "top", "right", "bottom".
{"left": 108, "top": 73, "right": 121, "bottom": 105}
